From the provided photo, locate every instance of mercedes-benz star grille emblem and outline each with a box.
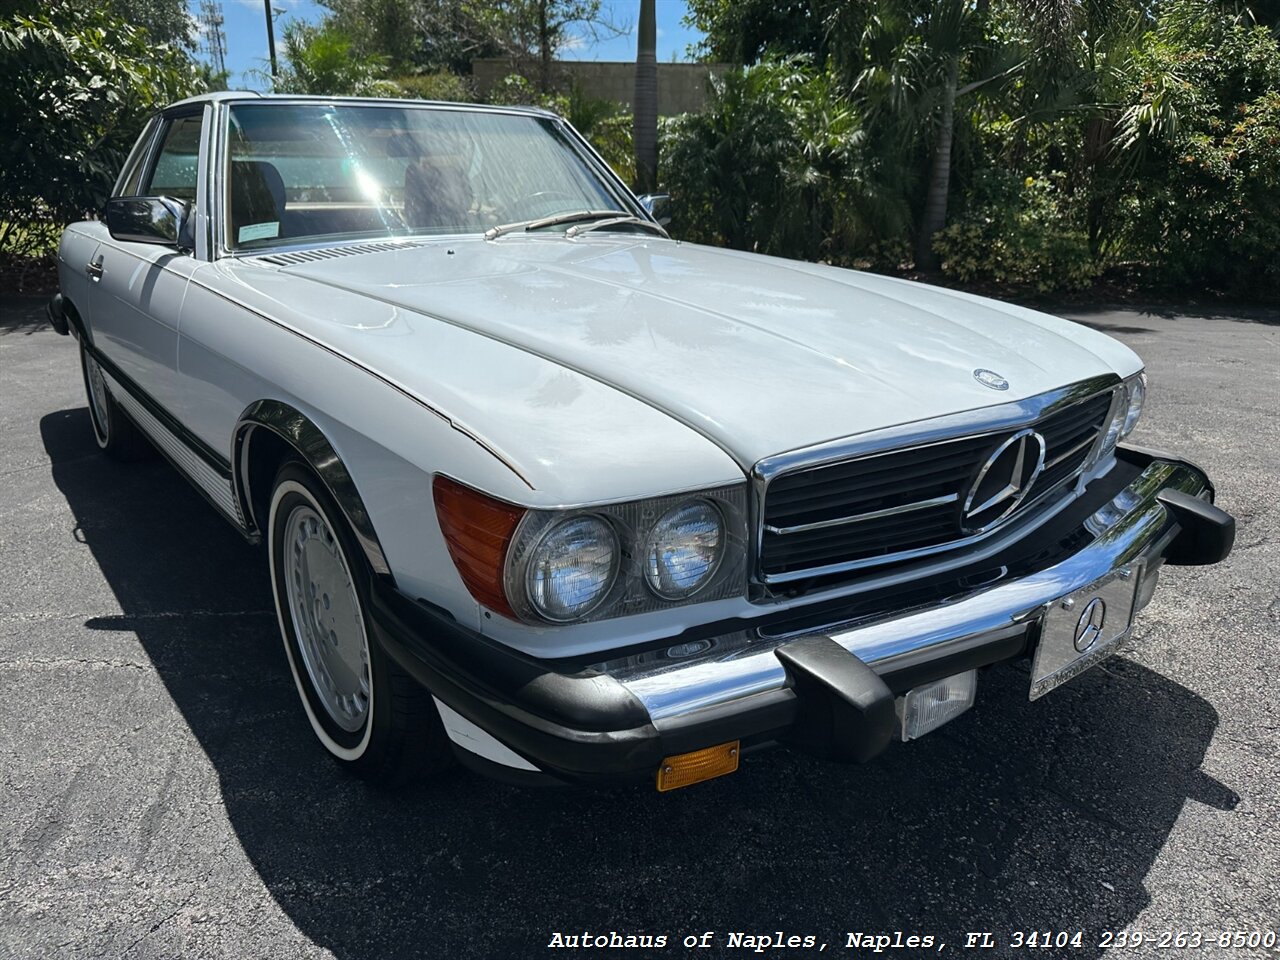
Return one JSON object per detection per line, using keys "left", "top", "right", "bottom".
{"left": 974, "top": 368, "right": 1010, "bottom": 391}
{"left": 1074, "top": 597, "right": 1107, "bottom": 651}
{"left": 960, "top": 428, "right": 1046, "bottom": 534}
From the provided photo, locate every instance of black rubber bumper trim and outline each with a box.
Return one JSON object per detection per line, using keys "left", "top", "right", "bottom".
{"left": 1117, "top": 444, "right": 1233, "bottom": 564}
{"left": 775, "top": 636, "right": 896, "bottom": 763}
{"left": 368, "top": 584, "right": 664, "bottom": 784}
{"left": 651, "top": 627, "right": 1026, "bottom": 746}
{"left": 1118, "top": 443, "right": 1216, "bottom": 501}
{"left": 875, "top": 628, "right": 1028, "bottom": 694}
{"left": 369, "top": 578, "right": 1031, "bottom": 784}
{"left": 1157, "top": 488, "right": 1235, "bottom": 565}
{"left": 47, "top": 293, "right": 69, "bottom": 336}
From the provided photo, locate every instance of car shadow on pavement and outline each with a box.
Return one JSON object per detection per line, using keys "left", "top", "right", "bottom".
{"left": 41, "top": 407, "right": 1240, "bottom": 960}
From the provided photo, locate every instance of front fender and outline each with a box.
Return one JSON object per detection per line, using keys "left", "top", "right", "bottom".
{"left": 234, "top": 399, "right": 392, "bottom": 577}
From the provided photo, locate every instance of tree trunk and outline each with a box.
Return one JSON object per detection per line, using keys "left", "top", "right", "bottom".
{"left": 633, "top": 0, "right": 658, "bottom": 193}
{"left": 1083, "top": 115, "right": 1114, "bottom": 256}
{"left": 916, "top": 55, "right": 958, "bottom": 273}
{"left": 538, "top": 0, "right": 552, "bottom": 93}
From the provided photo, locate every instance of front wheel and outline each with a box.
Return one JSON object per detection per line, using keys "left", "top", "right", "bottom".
{"left": 267, "top": 463, "right": 453, "bottom": 785}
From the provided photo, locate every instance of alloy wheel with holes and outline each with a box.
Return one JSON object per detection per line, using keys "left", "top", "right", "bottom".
{"left": 78, "top": 338, "right": 153, "bottom": 461}
{"left": 267, "top": 463, "right": 453, "bottom": 784}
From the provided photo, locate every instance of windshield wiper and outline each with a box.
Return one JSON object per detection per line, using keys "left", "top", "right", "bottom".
{"left": 564, "top": 215, "right": 668, "bottom": 239}
{"left": 484, "top": 209, "right": 638, "bottom": 240}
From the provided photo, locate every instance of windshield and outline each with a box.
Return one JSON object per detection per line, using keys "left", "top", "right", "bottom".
{"left": 223, "top": 102, "right": 628, "bottom": 251}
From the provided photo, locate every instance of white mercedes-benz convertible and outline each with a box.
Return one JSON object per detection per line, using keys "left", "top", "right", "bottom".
{"left": 50, "top": 93, "right": 1234, "bottom": 791}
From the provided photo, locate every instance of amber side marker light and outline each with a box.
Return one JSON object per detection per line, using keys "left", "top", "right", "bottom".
{"left": 656, "top": 741, "right": 740, "bottom": 792}
{"left": 432, "top": 475, "right": 526, "bottom": 619}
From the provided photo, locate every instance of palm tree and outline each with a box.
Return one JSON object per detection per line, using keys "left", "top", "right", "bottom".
{"left": 836, "top": 0, "right": 1024, "bottom": 271}
{"left": 633, "top": 0, "right": 658, "bottom": 193}
{"left": 912, "top": 0, "right": 1008, "bottom": 271}
{"left": 916, "top": 49, "right": 959, "bottom": 271}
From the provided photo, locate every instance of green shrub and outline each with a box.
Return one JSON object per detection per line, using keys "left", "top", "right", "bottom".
{"left": 1116, "top": 12, "right": 1280, "bottom": 297}
{"left": 275, "top": 20, "right": 399, "bottom": 97}
{"left": 588, "top": 114, "right": 634, "bottom": 185}
{"left": 660, "top": 57, "right": 875, "bottom": 260}
{"left": 393, "top": 71, "right": 476, "bottom": 103}
{"left": 481, "top": 74, "right": 634, "bottom": 183}
{"left": 0, "top": 1, "right": 202, "bottom": 241}
{"left": 935, "top": 173, "right": 1098, "bottom": 293}
{"left": 564, "top": 82, "right": 621, "bottom": 134}
{"left": 487, "top": 73, "right": 558, "bottom": 109}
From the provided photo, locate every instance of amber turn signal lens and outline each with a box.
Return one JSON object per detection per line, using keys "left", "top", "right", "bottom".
{"left": 655, "top": 741, "right": 740, "bottom": 792}
{"left": 432, "top": 475, "right": 525, "bottom": 618}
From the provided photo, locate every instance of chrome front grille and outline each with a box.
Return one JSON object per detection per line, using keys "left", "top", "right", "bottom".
{"left": 1034, "top": 392, "right": 1113, "bottom": 489}
{"left": 758, "top": 388, "right": 1115, "bottom": 580}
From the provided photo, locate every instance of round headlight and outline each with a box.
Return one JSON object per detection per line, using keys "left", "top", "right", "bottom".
{"left": 1121, "top": 373, "right": 1146, "bottom": 438}
{"left": 1100, "top": 387, "right": 1130, "bottom": 455}
{"left": 525, "top": 516, "right": 618, "bottom": 622}
{"left": 643, "top": 500, "right": 724, "bottom": 600}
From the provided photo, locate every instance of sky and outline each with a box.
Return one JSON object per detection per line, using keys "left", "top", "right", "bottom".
{"left": 195, "top": 0, "right": 705, "bottom": 91}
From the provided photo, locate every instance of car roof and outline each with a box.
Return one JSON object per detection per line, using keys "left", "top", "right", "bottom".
{"left": 163, "top": 91, "right": 557, "bottom": 119}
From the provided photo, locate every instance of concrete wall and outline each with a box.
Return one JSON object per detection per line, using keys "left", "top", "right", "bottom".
{"left": 471, "top": 59, "right": 730, "bottom": 116}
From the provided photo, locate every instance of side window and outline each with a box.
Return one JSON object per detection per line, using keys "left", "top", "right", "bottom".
{"left": 141, "top": 114, "right": 204, "bottom": 203}
{"left": 114, "top": 117, "right": 159, "bottom": 198}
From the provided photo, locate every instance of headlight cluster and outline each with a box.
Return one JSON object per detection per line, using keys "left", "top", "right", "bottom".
{"left": 1092, "top": 371, "right": 1147, "bottom": 468}
{"left": 505, "top": 487, "right": 747, "bottom": 624}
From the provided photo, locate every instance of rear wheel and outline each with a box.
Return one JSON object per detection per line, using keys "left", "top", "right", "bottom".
{"left": 267, "top": 462, "right": 453, "bottom": 785}
{"left": 79, "top": 340, "right": 152, "bottom": 461}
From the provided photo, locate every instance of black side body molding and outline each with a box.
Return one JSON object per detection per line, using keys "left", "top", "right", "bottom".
{"left": 83, "top": 338, "right": 233, "bottom": 476}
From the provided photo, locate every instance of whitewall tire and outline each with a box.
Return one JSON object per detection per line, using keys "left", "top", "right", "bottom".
{"left": 267, "top": 462, "right": 453, "bottom": 784}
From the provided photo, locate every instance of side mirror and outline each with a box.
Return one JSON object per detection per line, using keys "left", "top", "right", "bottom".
{"left": 103, "top": 196, "right": 192, "bottom": 249}
{"left": 637, "top": 193, "right": 672, "bottom": 228}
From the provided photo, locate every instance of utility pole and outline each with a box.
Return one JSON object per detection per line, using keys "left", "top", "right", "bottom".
{"left": 263, "top": 0, "right": 279, "bottom": 79}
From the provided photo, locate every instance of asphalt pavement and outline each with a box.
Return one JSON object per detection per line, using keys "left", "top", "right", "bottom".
{"left": 0, "top": 295, "right": 1277, "bottom": 959}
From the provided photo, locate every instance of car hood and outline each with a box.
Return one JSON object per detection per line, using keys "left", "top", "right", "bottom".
{"left": 255, "top": 236, "right": 1140, "bottom": 469}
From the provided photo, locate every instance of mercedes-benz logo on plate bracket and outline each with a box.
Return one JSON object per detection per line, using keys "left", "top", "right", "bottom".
{"left": 1073, "top": 597, "right": 1107, "bottom": 652}
{"left": 960, "top": 428, "right": 1046, "bottom": 534}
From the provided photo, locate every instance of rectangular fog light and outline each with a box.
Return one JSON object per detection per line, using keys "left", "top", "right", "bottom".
{"left": 897, "top": 670, "right": 977, "bottom": 741}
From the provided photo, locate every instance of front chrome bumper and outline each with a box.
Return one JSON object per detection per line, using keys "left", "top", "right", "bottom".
{"left": 610, "top": 454, "right": 1224, "bottom": 727}
{"left": 375, "top": 447, "right": 1233, "bottom": 785}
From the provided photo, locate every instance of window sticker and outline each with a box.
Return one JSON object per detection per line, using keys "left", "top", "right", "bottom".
{"left": 238, "top": 221, "right": 280, "bottom": 243}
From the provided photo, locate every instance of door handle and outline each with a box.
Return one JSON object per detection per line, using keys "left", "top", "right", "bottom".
{"left": 86, "top": 257, "right": 103, "bottom": 282}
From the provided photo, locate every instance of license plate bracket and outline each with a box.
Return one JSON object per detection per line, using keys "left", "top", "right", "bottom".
{"left": 1029, "top": 565, "right": 1141, "bottom": 701}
